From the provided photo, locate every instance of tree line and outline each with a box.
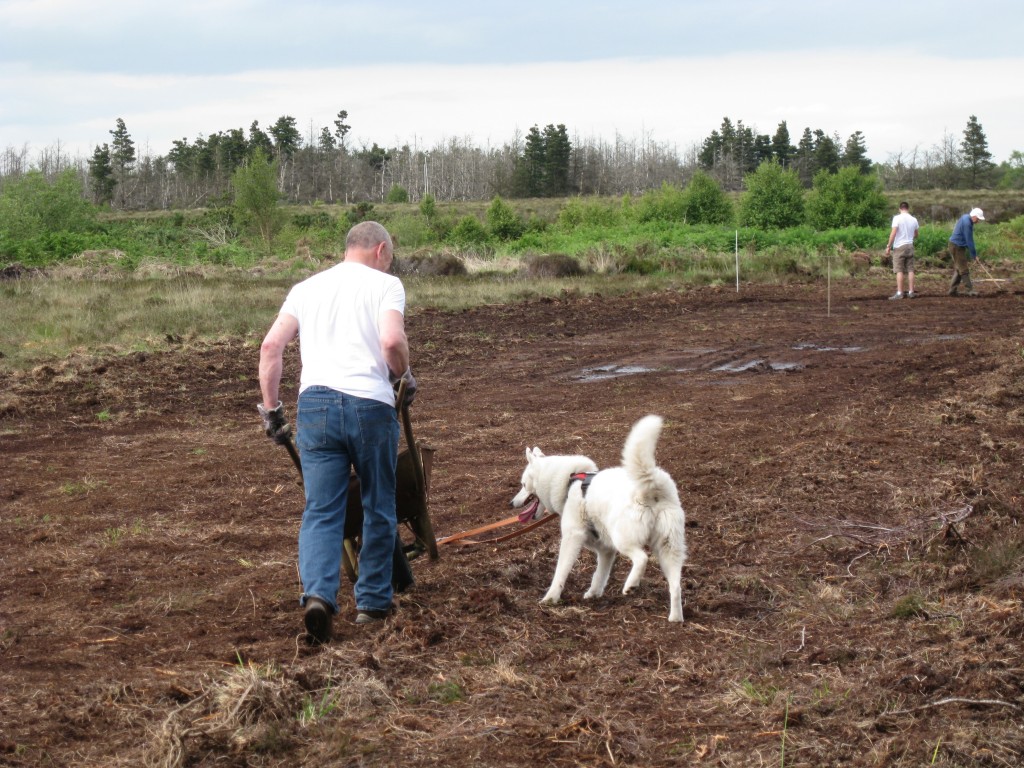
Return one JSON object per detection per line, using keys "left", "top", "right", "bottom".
{"left": 0, "top": 111, "right": 1019, "bottom": 212}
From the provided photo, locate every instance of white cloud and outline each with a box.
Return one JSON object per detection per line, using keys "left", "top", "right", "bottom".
{"left": 5, "top": 51, "right": 1021, "bottom": 165}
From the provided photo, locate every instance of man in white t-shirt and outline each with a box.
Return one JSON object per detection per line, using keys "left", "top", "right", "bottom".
{"left": 258, "top": 221, "right": 416, "bottom": 643}
{"left": 885, "top": 201, "right": 920, "bottom": 300}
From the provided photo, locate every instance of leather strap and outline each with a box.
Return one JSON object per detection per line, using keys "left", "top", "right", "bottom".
{"left": 436, "top": 513, "right": 557, "bottom": 547}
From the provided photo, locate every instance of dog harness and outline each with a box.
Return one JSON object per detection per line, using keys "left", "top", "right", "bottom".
{"left": 569, "top": 471, "right": 598, "bottom": 497}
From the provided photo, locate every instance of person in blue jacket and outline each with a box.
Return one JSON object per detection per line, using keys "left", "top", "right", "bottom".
{"left": 947, "top": 208, "right": 985, "bottom": 296}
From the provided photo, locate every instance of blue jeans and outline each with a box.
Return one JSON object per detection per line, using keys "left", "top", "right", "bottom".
{"left": 296, "top": 387, "right": 399, "bottom": 614}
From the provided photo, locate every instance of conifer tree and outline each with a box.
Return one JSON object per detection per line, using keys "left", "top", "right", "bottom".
{"left": 960, "top": 114, "right": 995, "bottom": 187}
{"left": 842, "top": 131, "right": 872, "bottom": 174}
{"left": 542, "top": 124, "right": 572, "bottom": 197}
{"left": 813, "top": 130, "right": 841, "bottom": 175}
{"left": 771, "top": 121, "right": 794, "bottom": 168}
{"left": 333, "top": 110, "right": 351, "bottom": 152}
{"left": 248, "top": 121, "right": 274, "bottom": 158}
{"left": 88, "top": 143, "right": 116, "bottom": 205}
{"left": 269, "top": 116, "right": 302, "bottom": 158}
{"left": 109, "top": 118, "right": 135, "bottom": 171}
{"left": 108, "top": 118, "right": 135, "bottom": 207}
{"left": 794, "top": 127, "right": 816, "bottom": 187}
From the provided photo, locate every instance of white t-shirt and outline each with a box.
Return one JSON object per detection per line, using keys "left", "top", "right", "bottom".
{"left": 891, "top": 211, "right": 920, "bottom": 248}
{"left": 280, "top": 261, "right": 406, "bottom": 405}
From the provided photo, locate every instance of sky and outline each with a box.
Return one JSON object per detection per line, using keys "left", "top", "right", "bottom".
{"left": 2, "top": 0, "right": 1023, "bottom": 166}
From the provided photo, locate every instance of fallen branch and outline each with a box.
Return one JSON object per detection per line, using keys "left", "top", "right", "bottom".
{"left": 798, "top": 504, "right": 974, "bottom": 554}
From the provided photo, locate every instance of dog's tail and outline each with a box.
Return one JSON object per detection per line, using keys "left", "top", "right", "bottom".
{"left": 622, "top": 414, "right": 664, "bottom": 501}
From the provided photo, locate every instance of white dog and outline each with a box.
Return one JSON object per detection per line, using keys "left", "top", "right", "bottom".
{"left": 511, "top": 415, "right": 687, "bottom": 622}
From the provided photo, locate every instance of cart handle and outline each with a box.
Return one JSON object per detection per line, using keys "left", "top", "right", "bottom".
{"left": 395, "top": 379, "right": 426, "bottom": 496}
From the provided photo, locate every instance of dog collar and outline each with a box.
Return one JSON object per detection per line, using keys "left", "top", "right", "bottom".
{"left": 570, "top": 471, "right": 598, "bottom": 496}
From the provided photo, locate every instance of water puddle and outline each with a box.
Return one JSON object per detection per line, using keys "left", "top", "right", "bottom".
{"left": 792, "top": 343, "right": 864, "bottom": 353}
{"left": 712, "top": 359, "right": 804, "bottom": 373}
{"left": 575, "top": 364, "right": 659, "bottom": 382}
{"left": 906, "top": 334, "right": 966, "bottom": 344}
{"left": 574, "top": 341, "right": 865, "bottom": 382}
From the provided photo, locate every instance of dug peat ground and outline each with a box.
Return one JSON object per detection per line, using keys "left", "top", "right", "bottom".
{"left": 2, "top": 271, "right": 1024, "bottom": 766}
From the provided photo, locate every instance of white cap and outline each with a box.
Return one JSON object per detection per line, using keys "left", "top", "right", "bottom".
{"left": 970, "top": 207, "right": 985, "bottom": 220}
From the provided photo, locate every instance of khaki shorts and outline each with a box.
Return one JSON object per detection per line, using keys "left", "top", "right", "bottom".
{"left": 892, "top": 244, "right": 915, "bottom": 274}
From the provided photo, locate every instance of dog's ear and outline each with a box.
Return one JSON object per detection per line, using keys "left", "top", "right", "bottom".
{"left": 524, "top": 446, "right": 532, "bottom": 462}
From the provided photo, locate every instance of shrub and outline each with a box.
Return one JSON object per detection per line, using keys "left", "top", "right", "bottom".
{"left": 739, "top": 160, "right": 805, "bottom": 229}
{"left": 634, "top": 182, "right": 687, "bottom": 223}
{"left": 292, "top": 211, "right": 334, "bottom": 230}
{"left": 386, "top": 185, "right": 409, "bottom": 204}
{"left": 814, "top": 226, "right": 885, "bottom": 251}
{"left": 346, "top": 201, "right": 376, "bottom": 227}
{"left": 419, "top": 194, "right": 437, "bottom": 219}
{"left": 622, "top": 255, "right": 661, "bottom": 274}
{"left": 231, "top": 149, "right": 284, "bottom": 247}
{"left": 915, "top": 225, "right": 953, "bottom": 259}
{"left": 446, "top": 215, "right": 488, "bottom": 246}
{"left": 387, "top": 213, "right": 432, "bottom": 249}
{"left": 805, "top": 167, "right": 888, "bottom": 230}
{"left": 209, "top": 243, "right": 257, "bottom": 268}
{"left": 486, "top": 196, "right": 526, "bottom": 240}
{"left": 684, "top": 171, "right": 733, "bottom": 225}
{"left": 0, "top": 170, "right": 98, "bottom": 262}
{"left": 558, "top": 197, "right": 621, "bottom": 230}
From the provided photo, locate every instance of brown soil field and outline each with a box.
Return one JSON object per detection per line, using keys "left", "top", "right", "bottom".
{"left": 2, "top": 274, "right": 1024, "bottom": 767}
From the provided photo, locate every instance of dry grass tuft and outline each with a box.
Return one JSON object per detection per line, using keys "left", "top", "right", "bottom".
{"left": 523, "top": 253, "right": 586, "bottom": 278}
{"left": 141, "top": 660, "right": 395, "bottom": 768}
{"left": 396, "top": 251, "right": 468, "bottom": 276}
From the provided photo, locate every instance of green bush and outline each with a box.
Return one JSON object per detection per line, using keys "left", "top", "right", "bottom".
{"left": 346, "top": 201, "right": 375, "bottom": 227}
{"left": 486, "top": 196, "right": 526, "bottom": 240}
{"left": 805, "top": 167, "right": 888, "bottom": 230}
{"left": 209, "top": 243, "right": 258, "bottom": 267}
{"left": 684, "top": 171, "right": 733, "bottom": 225}
{"left": 386, "top": 185, "right": 409, "bottom": 203}
{"left": 558, "top": 197, "right": 621, "bottom": 230}
{"left": 739, "top": 161, "right": 805, "bottom": 229}
{"left": 231, "top": 149, "right": 284, "bottom": 247}
{"left": 814, "top": 227, "right": 884, "bottom": 251}
{"left": 916, "top": 225, "right": 953, "bottom": 258}
{"left": 0, "top": 170, "right": 99, "bottom": 262}
{"left": 447, "top": 215, "right": 488, "bottom": 246}
{"left": 292, "top": 211, "right": 334, "bottom": 230}
{"left": 634, "top": 182, "right": 687, "bottom": 223}
{"left": 387, "top": 213, "right": 432, "bottom": 249}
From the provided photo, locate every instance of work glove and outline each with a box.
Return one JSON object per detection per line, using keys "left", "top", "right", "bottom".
{"left": 390, "top": 368, "right": 417, "bottom": 407}
{"left": 257, "top": 401, "right": 292, "bottom": 444}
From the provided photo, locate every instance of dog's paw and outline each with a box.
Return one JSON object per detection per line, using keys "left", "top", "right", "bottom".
{"left": 540, "top": 596, "right": 561, "bottom": 607}
{"left": 583, "top": 589, "right": 604, "bottom": 600}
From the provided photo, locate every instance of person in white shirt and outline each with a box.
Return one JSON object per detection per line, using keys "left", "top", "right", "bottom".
{"left": 258, "top": 221, "right": 416, "bottom": 642}
{"left": 885, "top": 201, "right": 920, "bottom": 300}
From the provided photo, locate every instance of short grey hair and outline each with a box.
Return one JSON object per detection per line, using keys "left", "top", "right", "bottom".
{"left": 346, "top": 220, "right": 393, "bottom": 252}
